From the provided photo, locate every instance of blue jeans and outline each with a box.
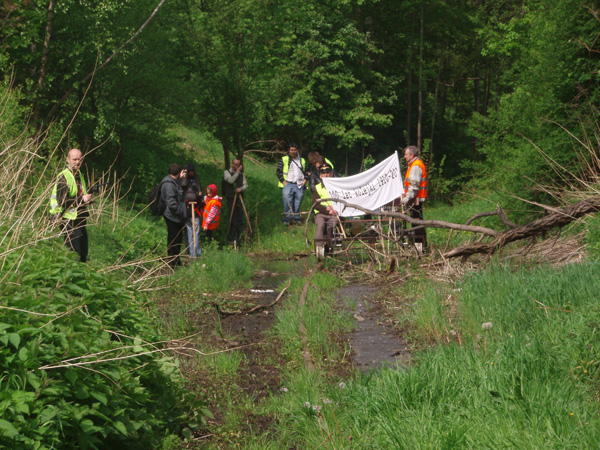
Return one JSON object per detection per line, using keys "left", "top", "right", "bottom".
{"left": 282, "top": 182, "right": 304, "bottom": 223}
{"left": 185, "top": 217, "right": 201, "bottom": 257}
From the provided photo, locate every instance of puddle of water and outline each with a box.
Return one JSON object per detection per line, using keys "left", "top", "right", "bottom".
{"left": 337, "top": 285, "right": 411, "bottom": 372}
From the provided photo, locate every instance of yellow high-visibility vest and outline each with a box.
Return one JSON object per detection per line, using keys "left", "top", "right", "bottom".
{"left": 314, "top": 182, "right": 332, "bottom": 214}
{"left": 278, "top": 156, "right": 306, "bottom": 188}
{"left": 49, "top": 168, "right": 87, "bottom": 220}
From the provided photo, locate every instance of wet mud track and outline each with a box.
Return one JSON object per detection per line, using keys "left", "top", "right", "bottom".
{"left": 193, "top": 257, "right": 411, "bottom": 443}
{"left": 337, "top": 284, "right": 411, "bottom": 372}
{"left": 217, "top": 265, "right": 292, "bottom": 402}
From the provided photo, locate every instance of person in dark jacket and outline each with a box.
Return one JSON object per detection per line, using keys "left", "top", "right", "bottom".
{"left": 180, "top": 163, "right": 203, "bottom": 258}
{"left": 161, "top": 163, "right": 188, "bottom": 268}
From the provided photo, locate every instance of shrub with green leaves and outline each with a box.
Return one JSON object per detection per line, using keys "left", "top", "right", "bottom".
{"left": 0, "top": 244, "right": 206, "bottom": 449}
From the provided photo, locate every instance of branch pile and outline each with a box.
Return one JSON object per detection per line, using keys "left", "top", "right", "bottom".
{"left": 317, "top": 197, "right": 600, "bottom": 260}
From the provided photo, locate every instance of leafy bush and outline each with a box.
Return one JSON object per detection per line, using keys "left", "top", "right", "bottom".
{"left": 0, "top": 244, "right": 206, "bottom": 449}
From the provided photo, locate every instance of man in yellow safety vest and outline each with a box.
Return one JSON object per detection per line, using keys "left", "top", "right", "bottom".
{"left": 311, "top": 164, "right": 339, "bottom": 253}
{"left": 276, "top": 143, "right": 307, "bottom": 226}
{"left": 49, "top": 148, "right": 93, "bottom": 262}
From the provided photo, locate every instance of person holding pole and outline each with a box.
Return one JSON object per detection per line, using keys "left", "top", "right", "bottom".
{"left": 223, "top": 158, "right": 248, "bottom": 246}
{"left": 161, "top": 163, "right": 188, "bottom": 268}
{"left": 180, "top": 163, "right": 203, "bottom": 259}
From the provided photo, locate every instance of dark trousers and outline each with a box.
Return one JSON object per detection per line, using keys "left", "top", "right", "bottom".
{"left": 315, "top": 213, "right": 338, "bottom": 249}
{"left": 63, "top": 218, "right": 88, "bottom": 262}
{"left": 408, "top": 202, "right": 427, "bottom": 249}
{"left": 165, "top": 217, "right": 185, "bottom": 267}
{"left": 226, "top": 196, "right": 244, "bottom": 244}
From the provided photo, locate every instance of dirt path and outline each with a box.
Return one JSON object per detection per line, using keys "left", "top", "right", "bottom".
{"left": 337, "top": 284, "right": 411, "bottom": 371}
{"left": 193, "top": 257, "right": 411, "bottom": 445}
{"left": 216, "top": 259, "right": 411, "bottom": 394}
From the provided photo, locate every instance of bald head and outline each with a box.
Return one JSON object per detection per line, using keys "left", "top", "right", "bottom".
{"left": 67, "top": 148, "right": 83, "bottom": 172}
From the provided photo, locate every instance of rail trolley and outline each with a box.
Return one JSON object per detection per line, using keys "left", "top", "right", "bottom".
{"left": 313, "top": 206, "right": 423, "bottom": 261}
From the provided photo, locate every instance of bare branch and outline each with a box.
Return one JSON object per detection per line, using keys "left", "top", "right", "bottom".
{"left": 319, "top": 198, "right": 499, "bottom": 236}
{"left": 445, "top": 197, "right": 600, "bottom": 259}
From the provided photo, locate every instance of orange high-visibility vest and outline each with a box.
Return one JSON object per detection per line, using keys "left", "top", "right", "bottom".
{"left": 202, "top": 197, "right": 221, "bottom": 230}
{"left": 404, "top": 158, "right": 428, "bottom": 199}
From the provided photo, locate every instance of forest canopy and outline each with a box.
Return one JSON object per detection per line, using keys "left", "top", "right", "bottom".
{"left": 1, "top": 0, "right": 599, "bottom": 204}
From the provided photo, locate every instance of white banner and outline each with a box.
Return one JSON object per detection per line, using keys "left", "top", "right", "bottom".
{"left": 321, "top": 152, "right": 403, "bottom": 217}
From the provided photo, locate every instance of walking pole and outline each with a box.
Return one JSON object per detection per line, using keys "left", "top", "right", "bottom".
{"left": 238, "top": 195, "right": 253, "bottom": 237}
{"left": 227, "top": 193, "right": 238, "bottom": 237}
{"left": 190, "top": 202, "right": 197, "bottom": 256}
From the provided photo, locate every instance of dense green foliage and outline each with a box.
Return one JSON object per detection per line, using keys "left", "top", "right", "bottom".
{"left": 3, "top": 0, "right": 599, "bottom": 201}
{"left": 0, "top": 244, "right": 204, "bottom": 449}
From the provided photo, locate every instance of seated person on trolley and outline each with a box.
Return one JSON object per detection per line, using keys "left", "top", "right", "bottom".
{"left": 312, "top": 164, "right": 339, "bottom": 252}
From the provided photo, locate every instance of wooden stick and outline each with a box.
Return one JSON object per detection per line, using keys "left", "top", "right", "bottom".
{"left": 227, "top": 193, "right": 238, "bottom": 236}
{"left": 219, "top": 278, "right": 292, "bottom": 315}
{"left": 190, "top": 201, "right": 197, "bottom": 254}
{"left": 238, "top": 195, "right": 254, "bottom": 237}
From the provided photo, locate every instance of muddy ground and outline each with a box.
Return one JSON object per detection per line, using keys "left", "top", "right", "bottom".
{"left": 179, "top": 256, "right": 411, "bottom": 445}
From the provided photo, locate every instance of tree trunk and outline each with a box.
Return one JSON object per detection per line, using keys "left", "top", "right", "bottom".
{"left": 474, "top": 66, "right": 480, "bottom": 114}
{"left": 417, "top": 2, "right": 424, "bottom": 152}
{"left": 406, "top": 68, "right": 412, "bottom": 146}
{"left": 428, "top": 44, "right": 444, "bottom": 170}
{"left": 444, "top": 197, "right": 600, "bottom": 259}
{"left": 32, "top": 0, "right": 55, "bottom": 124}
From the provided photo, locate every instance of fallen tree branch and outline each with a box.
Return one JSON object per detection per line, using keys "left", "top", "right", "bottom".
{"left": 217, "top": 278, "right": 292, "bottom": 316}
{"left": 444, "top": 197, "right": 600, "bottom": 259}
{"left": 313, "top": 198, "right": 500, "bottom": 236}
{"left": 466, "top": 206, "right": 517, "bottom": 228}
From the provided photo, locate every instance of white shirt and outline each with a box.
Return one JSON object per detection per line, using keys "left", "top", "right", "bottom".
{"left": 286, "top": 156, "right": 304, "bottom": 184}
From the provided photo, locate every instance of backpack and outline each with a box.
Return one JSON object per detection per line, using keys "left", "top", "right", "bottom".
{"left": 185, "top": 179, "right": 202, "bottom": 203}
{"left": 147, "top": 180, "right": 170, "bottom": 216}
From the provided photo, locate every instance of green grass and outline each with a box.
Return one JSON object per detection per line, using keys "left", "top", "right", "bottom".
{"left": 24, "top": 124, "right": 600, "bottom": 449}
{"left": 265, "top": 259, "right": 600, "bottom": 449}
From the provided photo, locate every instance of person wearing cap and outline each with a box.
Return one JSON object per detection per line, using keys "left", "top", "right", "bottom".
{"left": 49, "top": 148, "right": 93, "bottom": 262}
{"left": 400, "top": 145, "right": 428, "bottom": 252}
{"left": 276, "top": 143, "right": 307, "bottom": 225}
{"left": 311, "top": 164, "right": 339, "bottom": 252}
{"left": 161, "top": 163, "right": 188, "bottom": 268}
{"left": 202, "top": 184, "right": 222, "bottom": 241}
{"left": 307, "top": 152, "right": 337, "bottom": 192}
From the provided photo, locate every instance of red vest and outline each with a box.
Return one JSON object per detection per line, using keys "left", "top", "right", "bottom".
{"left": 404, "top": 158, "right": 428, "bottom": 199}
{"left": 202, "top": 197, "right": 221, "bottom": 230}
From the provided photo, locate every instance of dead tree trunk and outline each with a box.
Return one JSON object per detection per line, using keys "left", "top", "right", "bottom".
{"left": 445, "top": 197, "right": 600, "bottom": 259}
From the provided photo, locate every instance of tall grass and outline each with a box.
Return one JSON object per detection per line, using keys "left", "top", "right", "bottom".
{"left": 261, "top": 260, "right": 600, "bottom": 448}
{"left": 0, "top": 93, "right": 213, "bottom": 448}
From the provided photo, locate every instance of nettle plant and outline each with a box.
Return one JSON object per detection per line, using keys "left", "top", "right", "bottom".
{"left": 0, "top": 244, "right": 207, "bottom": 449}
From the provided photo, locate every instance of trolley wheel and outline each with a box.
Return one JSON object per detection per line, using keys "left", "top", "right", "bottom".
{"left": 315, "top": 245, "right": 326, "bottom": 261}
